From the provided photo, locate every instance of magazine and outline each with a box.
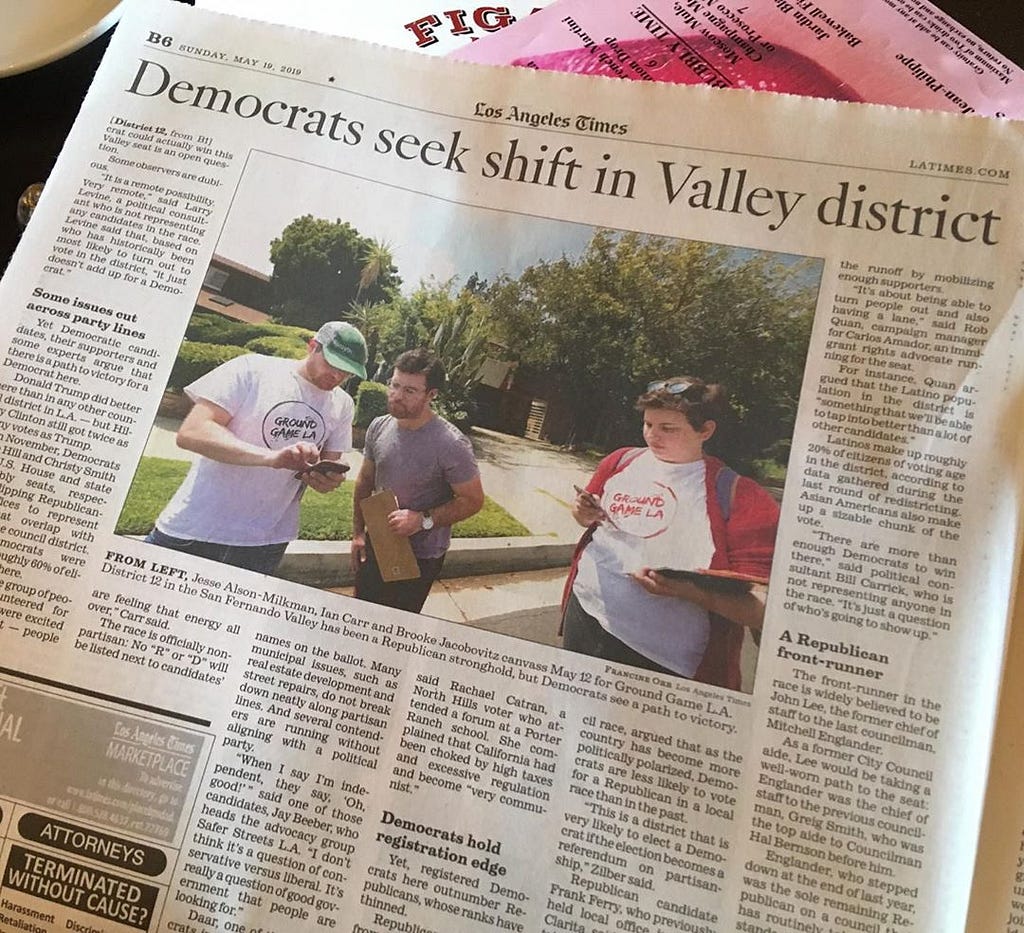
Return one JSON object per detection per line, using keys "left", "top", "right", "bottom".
{"left": 0, "top": 2, "right": 1023, "bottom": 931}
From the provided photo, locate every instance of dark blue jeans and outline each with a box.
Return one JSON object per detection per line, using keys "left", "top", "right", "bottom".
{"left": 145, "top": 527, "right": 289, "bottom": 576}
{"left": 354, "top": 539, "right": 445, "bottom": 613}
{"left": 562, "top": 591, "right": 675, "bottom": 675}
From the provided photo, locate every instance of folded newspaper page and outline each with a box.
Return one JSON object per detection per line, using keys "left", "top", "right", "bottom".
{"left": 193, "top": 0, "right": 1024, "bottom": 116}
{"left": 1, "top": 2, "right": 1023, "bottom": 931}
{"left": 194, "top": 0, "right": 553, "bottom": 52}
{"left": 452, "top": 0, "right": 1024, "bottom": 117}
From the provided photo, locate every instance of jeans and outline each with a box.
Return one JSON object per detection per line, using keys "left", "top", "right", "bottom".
{"left": 354, "top": 540, "right": 445, "bottom": 614}
{"left": 145, "top": 527, "right": 289, "bottom": 576}
{"left": 562, "top": 591, "right": 675, "bottom": 675}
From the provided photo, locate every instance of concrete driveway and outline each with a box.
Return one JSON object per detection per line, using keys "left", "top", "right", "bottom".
{"left": 469, "top": 426, "right": 598, "bottom": 540}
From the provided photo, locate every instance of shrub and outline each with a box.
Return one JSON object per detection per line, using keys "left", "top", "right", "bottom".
{"left": 750, "top": 458, "right": 787, "bottom": 486}
{"left": 354, "top": 381, "right": 388, "bottom": 428}
{"left": 245, "top": 335, "right": 308, "bottom": 359}
{"left": 185, "top": 311, "right": 251, "bottom": 345}
{"left": 186, "top": 311, "right": 313, "bottom": 347}
{"left": 168, "top": 342, "right": 247, "bottom": 389}
{"left": 262, "top": 322, "right": 315, "bottom": 342}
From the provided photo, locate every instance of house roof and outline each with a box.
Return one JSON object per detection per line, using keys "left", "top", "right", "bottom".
{"left": 194, "top": 253, "right": 274, "bottom": 324}
{"left": 208, "top": 253, "right": 271, "bottom": 283}
{"left": 194, "top": 290, "right": 272, "bottom": 324}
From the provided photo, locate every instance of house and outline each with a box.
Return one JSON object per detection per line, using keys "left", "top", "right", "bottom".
{"left": 195, "top": 254, "right": 272, "bottom": 324}
{"left": 473, "top": 352, "right": 576, "bottom": 444}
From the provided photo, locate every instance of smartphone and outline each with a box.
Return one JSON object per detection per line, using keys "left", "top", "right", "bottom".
{"left": 574, "top": 484, "right": 622, "bottom": 530}
{"left": 295, "top": 461, "right": 351, "bottom": 479}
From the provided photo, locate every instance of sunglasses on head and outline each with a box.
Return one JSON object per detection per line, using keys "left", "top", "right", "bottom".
{"left": 646, "top": 380, "right": 704, "bottom": 401}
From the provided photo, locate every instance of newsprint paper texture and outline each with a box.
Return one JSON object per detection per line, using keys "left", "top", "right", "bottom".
{"left": 450, "top": 0, "right": 1024, "bottom": 117}
{"left": 193, "top": 0, "right": 555, "bottom": 54}
{"left": 196, "top": 0, "right": 1024, "bottom": 117}
{"left": 0, "top": 2, "right": 1023, "bottom": 932}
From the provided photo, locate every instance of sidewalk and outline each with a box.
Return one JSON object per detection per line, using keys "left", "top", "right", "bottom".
{"left": 332, "top": 566, "right": 567, "bottom": 648}
{"left": 470, "top": 426, "right": 597, "bottom": 542}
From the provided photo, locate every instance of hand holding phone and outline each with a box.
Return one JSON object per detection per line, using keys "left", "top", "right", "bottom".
{"left": 294, "top": 460, "right": 351, "bottom": 479}
{"left": 573, "top": 484, "right": 617, "bottom": 528}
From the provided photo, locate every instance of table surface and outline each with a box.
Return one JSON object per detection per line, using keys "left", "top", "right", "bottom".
{"left": 0, "top": 0, "right": 1022, "bottom": 271}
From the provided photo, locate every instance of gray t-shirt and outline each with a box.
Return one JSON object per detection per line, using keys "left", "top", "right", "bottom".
{"left": 364, "top": 414, "right": 479, "bottom": 558}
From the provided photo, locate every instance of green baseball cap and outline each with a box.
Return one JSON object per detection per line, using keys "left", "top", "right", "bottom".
{"left": 315, "top": 321, "right": 368, "bottom": 380}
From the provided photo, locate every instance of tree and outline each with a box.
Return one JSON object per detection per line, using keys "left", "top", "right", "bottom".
{"left": 356, "top": 239, "right": 396, "bottom": 301}
{"left": 484, "top": 230, "right": 817, "bottom": 465}
{"left": 345, "top": 301, "right": 382, "bottom": 380}
{"left": 268, "top": 216, "right": 400, "bottom": 330}
{"left": 429, "top": 288, "right": 490, "bottom": 427}
{"left": 370, "top": 280, "right": 492, "bottom": 426}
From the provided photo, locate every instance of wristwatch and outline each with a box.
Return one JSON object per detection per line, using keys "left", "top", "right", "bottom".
{"left": 420, "top": 510, "right": 434, "bottom": 531}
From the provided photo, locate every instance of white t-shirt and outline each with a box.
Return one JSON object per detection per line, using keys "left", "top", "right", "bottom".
{"left": 157, "top": 354, "right": 353, "bottom": 545}
{"left": 572, "top": 452, "right": 715, "bottom": 675}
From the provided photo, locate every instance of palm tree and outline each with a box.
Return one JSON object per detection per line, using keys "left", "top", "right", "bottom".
{"left": 430, "top": 291, "right": 489, "bottom": 427}
{"left": 346, "top": 239, "right": 399, "bottom": 380}
{"left": 346, "top": 300, "right": 384, "bottom": 380}
{"left": 356, "top": 239, "right": 396, "bottom": 302}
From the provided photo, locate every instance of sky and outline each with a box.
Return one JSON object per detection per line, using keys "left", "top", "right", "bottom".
{"left": 216, "top": 150, "right": 597, "bottom": 293}
{"left": 215, "top": 150, "right": 820, "bottom": 303}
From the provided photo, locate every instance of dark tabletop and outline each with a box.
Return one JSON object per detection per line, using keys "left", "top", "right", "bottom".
{"left": 1, "top": 0, "right": 1022, "bottom": 271}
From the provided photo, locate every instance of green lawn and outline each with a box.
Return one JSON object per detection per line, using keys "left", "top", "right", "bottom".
{"left": 116, "top": 457, "right": 530, "bottom": 539}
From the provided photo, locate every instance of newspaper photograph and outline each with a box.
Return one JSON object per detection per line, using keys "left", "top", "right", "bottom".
{"left": 0, "top": 1, "right": 1023, "bottom": 932}
{"left": 112, "top": 150, "right": 822, "bottom": 695}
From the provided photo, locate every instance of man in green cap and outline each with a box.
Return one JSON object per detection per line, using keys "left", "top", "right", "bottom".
{"left": 145, "top": 321, "right": 367, "bottom": 574}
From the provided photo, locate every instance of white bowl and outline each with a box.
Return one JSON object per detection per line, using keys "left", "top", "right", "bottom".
{"left": 0, "top": 0, "right": 125, "bottom": 77}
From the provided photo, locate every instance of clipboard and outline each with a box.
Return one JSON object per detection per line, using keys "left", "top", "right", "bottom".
{"left": 652, "top": 568, "right": 769, "bottom": 594}
{"left": 361, "top": 490, "right": 422, "bottom": 582}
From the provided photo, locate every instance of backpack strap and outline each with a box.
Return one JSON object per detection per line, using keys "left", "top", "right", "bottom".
{"left": 560, "top": 447, "right": 645, "bottom": 633}
{"left": 713, "top": 464, "right": 760, "bottom": 655}
{"left": 715, "top": 465, "right": 739, "bottom": 522}
{"left": 613, "top": 446, "right": 646, "bottom": 474}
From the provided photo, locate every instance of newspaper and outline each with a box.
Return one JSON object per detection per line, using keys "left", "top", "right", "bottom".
{"left": 0, "top": 1, "right": 1023, "bottom": 931}
{"left": 194, "top": 0, "right": 554, "bottom": 52}
{"left": 451, "top": 0, "right": 1024, "bottom": 117}
{"left": 195, "top": 0, "right": 1024, "bottom": 116}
